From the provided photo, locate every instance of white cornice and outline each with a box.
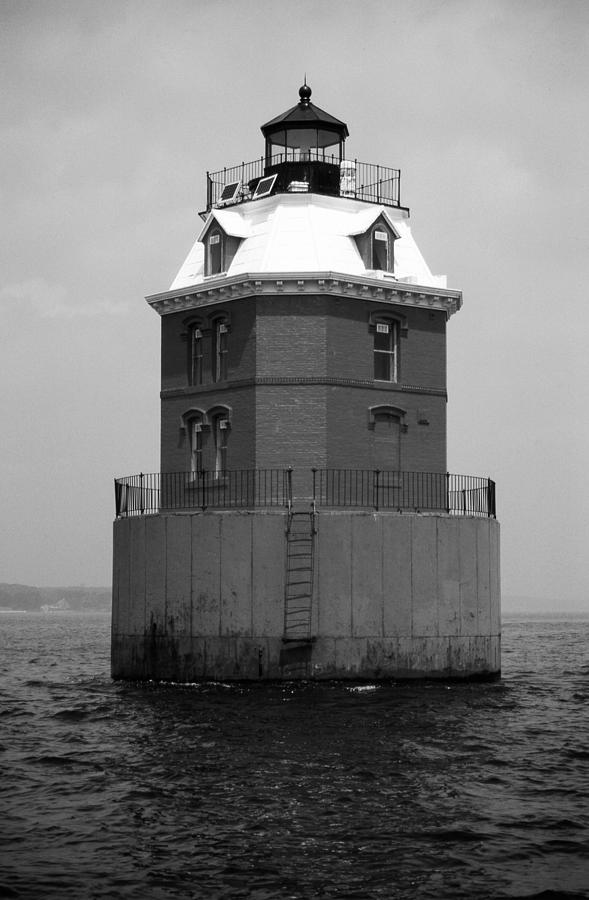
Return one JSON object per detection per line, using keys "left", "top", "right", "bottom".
{"left": 146, "top": 271, "right": 462, "bottom": 318}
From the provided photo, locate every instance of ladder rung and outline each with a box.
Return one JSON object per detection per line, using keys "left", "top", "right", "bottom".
{"left": 285, "top": 512, "right": 314, "bottom": 641}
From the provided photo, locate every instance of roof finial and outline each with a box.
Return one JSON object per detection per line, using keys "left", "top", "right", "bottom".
{"left": 299, "top": 76, "right": 312, "bottom": 106}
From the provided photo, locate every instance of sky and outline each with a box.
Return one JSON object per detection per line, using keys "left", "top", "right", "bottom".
{"left": 1, "top": 0, "right": 588, "bottom": 611}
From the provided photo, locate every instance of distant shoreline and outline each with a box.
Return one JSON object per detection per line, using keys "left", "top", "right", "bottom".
{"left": 0, "top": 583, "right": 111, "bottom": 614}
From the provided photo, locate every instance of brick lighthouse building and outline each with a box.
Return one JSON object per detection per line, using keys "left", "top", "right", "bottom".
{"left": 112, "top": 84, "right": 500, "bottom": 680}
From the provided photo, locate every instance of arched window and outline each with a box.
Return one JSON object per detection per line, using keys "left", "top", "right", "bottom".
{"left": 212, "top": 317, "right": 229, "bottom": 382}
{"left": 211, "top": 411, "right": 229, "bottom": 477}
{"left": 373, "top": 412, "right": 400, "bottom": 470}
{"left": 369, "top": 405, "right": 406, "bottom": 472}
{"left": 373, "top": 318, "right": 398, "bottom": 382}
{"left": 181, "top": 410, "right": 207, "bottom": 477}
{"left": 189, "top": 323, "right": 203, "bottom": 386}
{"left": 190, "top": 418, "right": 204, "bottom": 475}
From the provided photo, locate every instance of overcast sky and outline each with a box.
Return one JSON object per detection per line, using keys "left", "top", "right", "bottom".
{"left": 1, "top": 0, "right": 588, "bottom": 611}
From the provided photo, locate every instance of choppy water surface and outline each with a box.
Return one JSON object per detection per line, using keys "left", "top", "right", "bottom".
{"left": 1, "top": 612, "right": 589, "bottom": 899}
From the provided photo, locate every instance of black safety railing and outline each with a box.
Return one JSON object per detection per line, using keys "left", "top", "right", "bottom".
{"left": 115, "top": 470, "right": 496, "bottom": 518}
{"left": 205, "top": 154, "right": 401, "bottom": 211}
{"left": 114, "top": 469, "right": 290, "bottom": 517}
{"left": 312, "top": 470, "right": 496, "bottom": 517}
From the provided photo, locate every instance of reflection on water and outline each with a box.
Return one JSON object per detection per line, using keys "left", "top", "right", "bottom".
{"left": 1, "top": 612, "right": 588, "bottom": 899}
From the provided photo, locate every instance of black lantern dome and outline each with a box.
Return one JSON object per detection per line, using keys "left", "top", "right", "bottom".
{"left": 261, "top": 83, "right": 349, "bottom": 162}
{"left": 260, "top": 83, "right": 349, "bottom": 197}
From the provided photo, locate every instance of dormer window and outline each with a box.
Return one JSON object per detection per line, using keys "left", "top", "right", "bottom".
{"left": 372, "top": 230, "right": 389, "bottom": 270}
{"left": 207, "top": 231, "right": 223, "bottom": 276}
{"left": 202, "top": 225, "right": 244, "bottom": 277}
{"left": 353, "top": 219, "right": 398, "bottom": 274}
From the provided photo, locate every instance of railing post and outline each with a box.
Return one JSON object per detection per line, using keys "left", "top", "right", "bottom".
{"left": 445, "top": 472, "right": 451, "bottom": 514}
{"left": 139, "top": 473, "right": 144, "bottom": 516}
{"left": 287, "top": 466, "right": 293, "bottom": 510}
{"left": 201, "top": 469, "right": 207, "bottom": 511}
{"left": 374, "top": 469, "right": 380, "bottom": 512}
{"left": 312, "top": 468, "right": 317, "bottom": 507}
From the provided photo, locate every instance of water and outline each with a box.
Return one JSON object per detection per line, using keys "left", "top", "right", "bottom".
{"left": 1, "top": 612, "right": 589, "bottom": 899}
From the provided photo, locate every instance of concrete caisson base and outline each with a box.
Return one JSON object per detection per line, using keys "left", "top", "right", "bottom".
{"left": 111, "top": 509, "right": 500, "bottom": 681}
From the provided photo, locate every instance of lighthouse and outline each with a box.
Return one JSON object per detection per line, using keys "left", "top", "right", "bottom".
{"left": 112, "top": 85, "right": 500, "bottom": 680}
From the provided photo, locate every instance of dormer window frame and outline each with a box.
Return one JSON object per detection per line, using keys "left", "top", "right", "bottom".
{"left": 372, "top": 228, "right": 390, "bottom": 271}
{"left": 206, "top": 228, "right": 224, "bottom": 277}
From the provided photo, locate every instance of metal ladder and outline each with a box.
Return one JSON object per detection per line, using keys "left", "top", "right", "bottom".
{"left": 283, "top": 507, "right": 316, "bottom": 641}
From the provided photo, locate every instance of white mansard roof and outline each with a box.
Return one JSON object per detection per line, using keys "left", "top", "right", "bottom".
{"left": 168, "top": 193, "right": 447, "bottom": 292}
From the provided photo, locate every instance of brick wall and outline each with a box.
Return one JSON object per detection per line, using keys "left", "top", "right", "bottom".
{"left": 159, "top": 290, "right": 447, "bottom": 476}
{"left": 254, "top": 384, "right": 328, "bottom": 468}
{"left": 255, "top": 295, "right": 327, "bottom": 378}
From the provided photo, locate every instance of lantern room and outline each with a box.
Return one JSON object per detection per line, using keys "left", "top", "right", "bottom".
{"left": 260, "top": 83, "right": 349, "bottom": 198}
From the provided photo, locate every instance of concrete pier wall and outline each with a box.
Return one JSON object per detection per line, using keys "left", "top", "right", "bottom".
{"left": 112, "top": 509, "right": 500, "bottom": 680}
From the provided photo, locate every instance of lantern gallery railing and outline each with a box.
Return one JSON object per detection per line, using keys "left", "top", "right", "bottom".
{"left": 205, "top": 154, "right": 401, "bottom": 212}
{"left": 114, "top": 470, "right": 496, "bottom": 519}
